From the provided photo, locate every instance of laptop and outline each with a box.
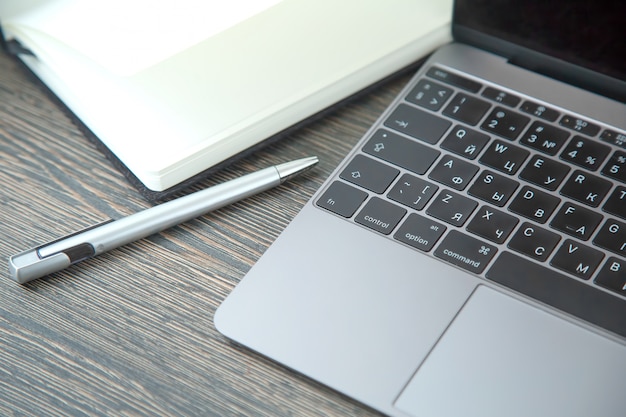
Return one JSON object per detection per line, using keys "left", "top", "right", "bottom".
{"left": 215, "top": 1, "right": 626, "bottom": 416}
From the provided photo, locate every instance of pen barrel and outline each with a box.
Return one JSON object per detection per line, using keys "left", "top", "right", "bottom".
{"left": 38, "top": 166, "right": 281, "bottom": 258}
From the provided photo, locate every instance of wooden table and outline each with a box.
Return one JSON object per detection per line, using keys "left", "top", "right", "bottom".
{"left": 0, "top": 49, "right": 411, "bottom": 416}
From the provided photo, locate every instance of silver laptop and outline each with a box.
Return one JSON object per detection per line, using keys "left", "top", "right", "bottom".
{"left": 215, "top": 1, "right": 626, "bottom": 416}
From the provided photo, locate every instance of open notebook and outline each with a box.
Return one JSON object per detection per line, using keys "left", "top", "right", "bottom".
{"left": 0, "top": 0, "right": 452, "bottom": 200}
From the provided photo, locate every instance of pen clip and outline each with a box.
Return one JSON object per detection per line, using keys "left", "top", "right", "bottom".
{"left": 36, "top": 219, "right": 114, "bottom": 260}
{"left": 37, "top": 219, "right": 114, "bottom": 252}
{"left": 9, "top": 219, "right": 115, "bottom": 284}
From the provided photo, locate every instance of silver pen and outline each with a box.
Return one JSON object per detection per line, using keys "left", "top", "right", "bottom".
{"left": 9, "top": 156, "right": 318, "bottom": 284}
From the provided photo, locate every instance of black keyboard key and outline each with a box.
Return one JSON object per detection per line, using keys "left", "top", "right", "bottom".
{"left": 600, "top": 129, "right": 626, "bottom": 149}
{"left": 468, "top": 170, "right": 519, "bottom": 207}
{"left": 316, "top": 181, "right": 368, "bottom": 217}
{"left": 550, "top": 202, "right": 603, "bottom": 241}
{"left": 595, "top": 257, "right": 626, "bottom": 297}
{"left": 481, "top": 87, "right": 521, "bottom": 107}
{"left": 481, "top": 106, "right": 530, "bottom": 140}
{"left": 479, "top": 139, "right": 529, "bottom": 175}
{"left": 550, "top": 240, "right": 604, "bottom": 280}
{"left": 560, "top": 170, "right": 612, "bottom": 208}
{"left": 559, "top": 115, "right": 601, "bottom": 137}
{"left": 593, "top": 218, "right": 626, "bottom": 256}
{"left": 384, "top": 104, "right": 452, "bottom": 144}
{"left": 440, "top": 125, "right": 490, "bottom": 160}
{"left": 355, "top": 197, "right": 406, "bottom": 235}
{"left": 519, "top": 155, "right": 570, "bottom": 191}
{"left": 508, "top": 222, "right": 561, "bottom": 261}
{"left": 603, "top": 186, "right": 626, "bottom": 220}
{"left": 560, "top": 136, "right": 611, "bottom": 171}
{"left": 467, "top": 205, "right": 518, "bottom": 244}
{"left": 520, "top": 100, "right": 560, "bottom": 121}
{"left": 426, "top": 190, "right": 478, "bottom": 227}
{"left": 509, "top": 186, "right": 561, "bottom": 223}
{"left": 339, "top": 154, "right": 399, "bottom": 193}
{"left": 426, "top": 66, "right": 482, "bottom": 93}
{"left": 509, "top": 186, "right": 561, "bottom": 224}
{"left": 487, "top": 251, "right": 626, "bottom": 338}
{"left": 387, "top": 174, "right": 438, "bottom": 210}
{"left": 519, "top": 121, "right": 569, "bottom": 156}
{"left": 428, "top": 155, "right": 479, "bottom": 191}
{"left": 434, "top": 230, "right": 497, "bottom": 274}
{"left": 394, "top": 213, "right": 446, "bottom": 252}
{"left": 406, "top": 79, "right": 453, "bottom": 111}
{"left": 443, "top": 93, "right": 491, "bottom": 126}
{"left": 601, "top": 150, "right": 626, "bottom": 183}
{"left": 363, "top": 129, "right": 440, "bottom": 174}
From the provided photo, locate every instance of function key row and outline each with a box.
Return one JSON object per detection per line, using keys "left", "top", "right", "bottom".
{"left": 426, "top": 66, "right": 482, "bottom": 93}
{"left": 425, "top": 67, "right": 621, "bottom": 142}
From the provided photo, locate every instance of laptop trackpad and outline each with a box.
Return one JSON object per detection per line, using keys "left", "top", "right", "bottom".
{"left": 395, "top": 285, "right": 626, "bottom": 417}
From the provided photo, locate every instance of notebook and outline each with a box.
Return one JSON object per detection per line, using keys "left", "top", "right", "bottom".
{"left": 216, "top": 1, "right": 626, "bottom": 416}
{"left": 0, "top": 0, "right": 451, "bottom": 201}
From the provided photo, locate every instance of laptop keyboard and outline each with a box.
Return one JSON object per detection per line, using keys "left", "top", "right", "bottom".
{"left": 315, "top": 65, "right": 626, "bottom": 337}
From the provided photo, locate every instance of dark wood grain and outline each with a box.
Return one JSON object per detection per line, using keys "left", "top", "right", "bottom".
{"left": 0, "top": 49, "right": 410, "bottom": 416}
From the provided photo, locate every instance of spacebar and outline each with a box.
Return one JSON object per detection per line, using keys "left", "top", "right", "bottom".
{"left": 486, "top": 252, "right": 626, "bottom": 338}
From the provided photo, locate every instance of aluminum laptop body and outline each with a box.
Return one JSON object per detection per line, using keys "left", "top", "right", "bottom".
{"left": 216, "top": 1, "right": 626, "bottom": 416}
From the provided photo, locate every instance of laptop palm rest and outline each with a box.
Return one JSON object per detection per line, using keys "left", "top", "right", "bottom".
{"left": 395, "top": 285, "right": 626, "bottom": 417}
{"left": 216, "top": 208, "right": 477, "bottom": 410}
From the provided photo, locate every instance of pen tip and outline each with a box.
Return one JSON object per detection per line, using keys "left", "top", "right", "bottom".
{"left": 276, "top": 156, "right": 319, "bottom": 183}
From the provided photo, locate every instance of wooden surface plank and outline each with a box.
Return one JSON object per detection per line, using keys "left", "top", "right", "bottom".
{"left": 0, "top": 49, "right": 409, "bottom": 416}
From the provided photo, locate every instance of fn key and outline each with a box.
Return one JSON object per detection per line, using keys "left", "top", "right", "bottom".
{"left": 317, "top": 181, "right": 367, "bottom": 218}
